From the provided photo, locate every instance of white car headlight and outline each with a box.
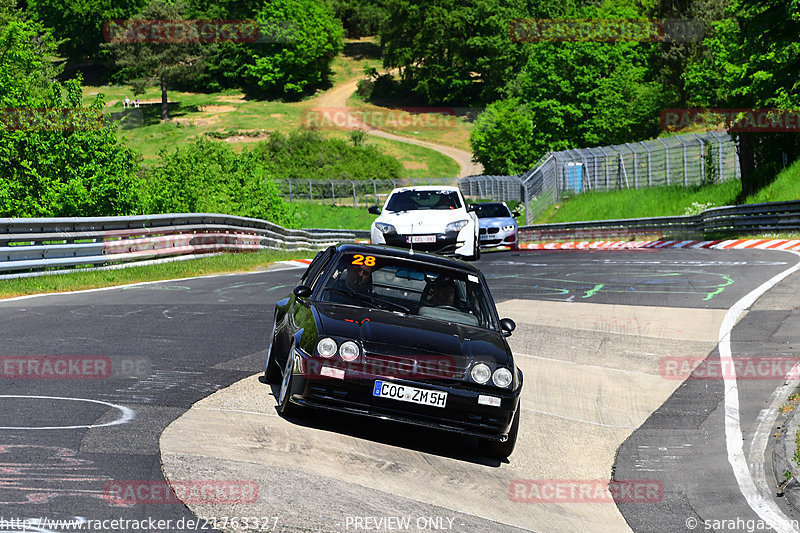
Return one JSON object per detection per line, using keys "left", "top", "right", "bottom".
{"left": 470, "top": 363, "right": 491, "bottom": 384}
{"left": 339, "top": 341, "right": 360, "bottom": 361}
{"left": 492, "top": 367, "right": 513, "bottom": 388}
{"left": 374, "top": 222, "right": 396, "bottom": 234}
{"left": 316, "top": 338, "right": 337, "bottom": 358}
{"left": 502, "top": 225, "right": 516, "bottom": 232}
{"left": 445, "top": 220, "right": 469, "bottom": 233}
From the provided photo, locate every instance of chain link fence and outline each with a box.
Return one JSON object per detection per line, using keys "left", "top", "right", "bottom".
{"left": 459, "top": 130, "right": 741, "bottom": 225}
{"left": 277, "top": 177, "right": 460, "bottom": 208}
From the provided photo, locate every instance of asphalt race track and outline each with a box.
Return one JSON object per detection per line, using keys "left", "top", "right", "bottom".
{"left": 1, "top": 248, "right": 799, "bottom": 533}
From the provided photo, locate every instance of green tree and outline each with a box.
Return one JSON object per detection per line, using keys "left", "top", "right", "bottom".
{"left": 180, "top": 0, "right": 258, "bottom": 92}
{"left": 0, "top": 7, "right": 140, "bottom": 217}
{"left": 0, "top": 3, "right": 61, "bottom": 106}
{"left": 496, "top": 4, "right": 666, "bottom": 165}
{"left": 103, "top": 0, "right": 208, "bottom": 119}
{"left": 379, "top": 0, "right": 578, "bottom": 105}
{"left": 27, "top": 0, "right": 147, "bottom": 63}
{"left": 332, "top": 0, "right": 387, "bottom": 38}
{"left": 684, "top": 0, "right": 800, "bottom": 194}
{"left": 244, "top": 0, "right": 344, "bottom": 98}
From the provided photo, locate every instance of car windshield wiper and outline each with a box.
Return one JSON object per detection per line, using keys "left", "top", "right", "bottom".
{"left": 323, "top": 288, "right": 410, "bottom": 314}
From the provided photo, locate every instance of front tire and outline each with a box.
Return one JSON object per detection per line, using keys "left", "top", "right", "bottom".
{"left": 277, "top": 349, "right": 303, "bottom": 417}
{"left": 479, "top": 403, "right": 520, "bottom": 459}
{"left": 463, "top": 235, "right": 481, "bottom": 261}
{"left": 264, "top": 318, "right": 281, "bottom": 384}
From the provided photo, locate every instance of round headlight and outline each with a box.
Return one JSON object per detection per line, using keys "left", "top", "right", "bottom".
{"left": 502, "top": 225, "right": 516, "bottom": 232}
{"left": 316, "top": 338, "right": 337, "bottom": 358}
{"left": 470, "top": 363, "right": 491, "bottom": 384}
{"left": 339, "top": 341, "right": 360, "bottom": 361}
{"left": 492, "top": 367, "right": 513, "bottom": 388}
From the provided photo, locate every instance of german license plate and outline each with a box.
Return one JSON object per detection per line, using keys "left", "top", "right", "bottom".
{"left": 373, "top": 380, "right": 447, "bottom": 408}
{"left": 407, "top": 235, "right": 436, "bottom": 243}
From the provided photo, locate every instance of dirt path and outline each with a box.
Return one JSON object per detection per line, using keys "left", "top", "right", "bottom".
{"left": 311, "top": 78, "right": 484, "bottom": 178}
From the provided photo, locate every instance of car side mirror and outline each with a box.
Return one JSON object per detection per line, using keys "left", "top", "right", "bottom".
{"left": 512, "top": 208, "right": 522, "bottom": 218}
{"left": 467, "top": 204, "right": 476, "bottom": 212}
{"left": 368, "top": 206, "right": 381, "bottom": 215}
{"left": 293, "top": 285, "right": 312, "bottom": 299}
{"left": 500, "top": 318, "right": 516, "bottom": 336}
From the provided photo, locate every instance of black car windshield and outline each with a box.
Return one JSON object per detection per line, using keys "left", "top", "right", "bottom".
{"left": 385, "top": 190, "right": 462, "bottom": 212}
{"left": 474, "top": 203, "right": 512, "bottom": 218}
{"left": 318, "top": 252, "right": 498, "bottom": 330}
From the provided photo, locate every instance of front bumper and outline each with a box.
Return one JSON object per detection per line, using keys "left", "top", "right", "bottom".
{"left": 479, "top": 227, "right": 517, "bottom": 249}
{"left": 285, "top": 350, "right": 521, "bottom": 441}
{"left": 381, "top": 231, "right": 464, "bottom": 256}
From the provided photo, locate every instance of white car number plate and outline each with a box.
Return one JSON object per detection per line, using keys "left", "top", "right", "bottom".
{"left": 408, "top": 235, "right": 436, "bottom": 243}
{"left": 373, "top": 380, "right": 447, "bottom": 408}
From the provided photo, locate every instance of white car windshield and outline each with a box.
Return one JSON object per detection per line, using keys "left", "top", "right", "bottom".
{"left": 385, "top": 190, "right": 462, "bottom": 212}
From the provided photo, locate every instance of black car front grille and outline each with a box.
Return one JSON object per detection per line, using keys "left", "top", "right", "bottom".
{"left": 361, "top": 352, "right": 468, "bottom": 382}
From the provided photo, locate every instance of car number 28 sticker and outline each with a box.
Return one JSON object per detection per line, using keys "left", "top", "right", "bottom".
{"left": 351, "top": 255, "right": 376, "bottom": 266}
{"left": 373, "top": 380, "right": 447, "bottom": 408}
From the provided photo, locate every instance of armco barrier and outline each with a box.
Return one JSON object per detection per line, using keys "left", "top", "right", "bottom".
{"left": 0, "top": 213, "right": 356, "bottom": 275}
{"left": 518, "top": 200, "right": 800, "bottom": 244}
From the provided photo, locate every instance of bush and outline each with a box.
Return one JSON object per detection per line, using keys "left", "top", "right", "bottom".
{"left": 140, "top": 138, "right": 291, "bottom": 225}
{"left": 249, "top": 129, "right": 402, "bottom": 181}
{"left": 139, "top": 130, "right": 403, "bottom": 226}
{"left": 469, "top": 98, "right": 539, "bottom": 175}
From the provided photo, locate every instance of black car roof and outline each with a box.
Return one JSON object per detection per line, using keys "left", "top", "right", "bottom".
{"left": 334, "top": 243, "right": 482, "bottom": 275}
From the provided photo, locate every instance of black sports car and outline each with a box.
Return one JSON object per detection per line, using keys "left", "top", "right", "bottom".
{"left": 264, "top": 243, "right": 522, "bottom": 458}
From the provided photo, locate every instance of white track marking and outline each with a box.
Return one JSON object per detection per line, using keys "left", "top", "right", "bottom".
{"left": 721, "top": 250, "right": 800, "bottom": 532}
{"left": 0, "top": 396, "right": 135, "bottom": 430}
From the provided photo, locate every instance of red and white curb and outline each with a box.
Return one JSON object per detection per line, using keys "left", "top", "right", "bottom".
{"left": 279, "top": 240, "right": 800, "bottom": 266}
{"left": 278, "top": 259, "right": 313, "bottom": 268}
{"left": 522, "top": 239, "right": 800, "bottom": 251}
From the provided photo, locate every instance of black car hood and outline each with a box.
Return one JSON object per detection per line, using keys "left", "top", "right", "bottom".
{"left": 313, "top": 302, "right": 512, "bottom": 367}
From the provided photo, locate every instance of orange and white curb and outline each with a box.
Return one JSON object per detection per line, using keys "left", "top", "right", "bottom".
{"left": 522, "top": 239, "right": 800, "bottom": 251}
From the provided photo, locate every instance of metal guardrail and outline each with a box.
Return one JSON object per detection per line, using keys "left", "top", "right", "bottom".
{"left": 0, "top": 213, "right": 357, "bottom": 275}
{"left": 518, "top": 200, "right": 800, "bottom": 243}
{"left": 5, "top": 200, "right": 797, "bottom": 277}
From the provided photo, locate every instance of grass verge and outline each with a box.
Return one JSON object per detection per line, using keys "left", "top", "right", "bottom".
{"left": 533, "top": 158, "right": 800, "bottom": 225}
{"left": 535, "top": 180, "right": 742, "bottom": 224}
{"left": 288, "top": 201, "right": 377, "bottom": 230}
{"left": 0, "top": 250, "right": 316, "bottom": 299}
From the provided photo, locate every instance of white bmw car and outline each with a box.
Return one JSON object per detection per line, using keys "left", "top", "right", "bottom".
{"left": 369, "top": 186, "right": 480, "bottom": 260}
